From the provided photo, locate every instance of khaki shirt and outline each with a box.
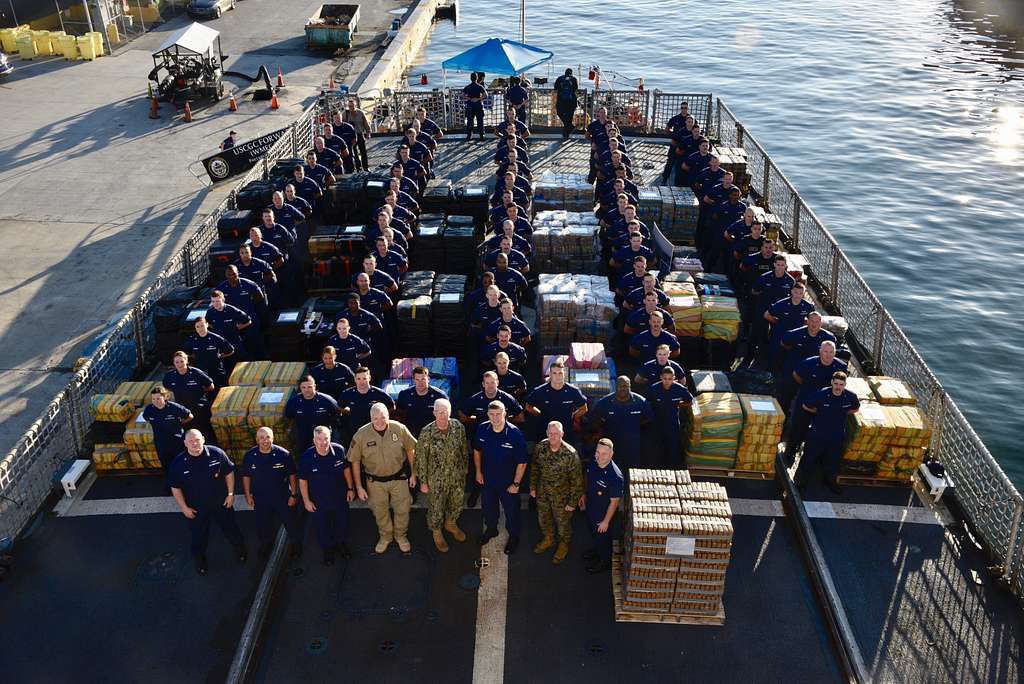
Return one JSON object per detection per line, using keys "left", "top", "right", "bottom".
{"left": 348, "top": 420, "right": 416, "bottom": 476}
{"left": 342, "top": 108, "right": 371, "bottom": 135}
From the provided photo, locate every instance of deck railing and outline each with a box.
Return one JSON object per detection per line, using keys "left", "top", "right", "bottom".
{"left": 1, "top": 89, "right": 1021, "bottom": 602}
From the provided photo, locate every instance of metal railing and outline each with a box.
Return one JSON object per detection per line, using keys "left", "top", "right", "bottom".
{"left": 712, "top": 99, "right": 1024, "bottom": 594}
{"left": 2, "top": 88, "right": 1022, "bottom": 604}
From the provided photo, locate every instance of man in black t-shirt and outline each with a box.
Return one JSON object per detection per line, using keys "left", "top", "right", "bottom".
{"left": 553, "top": 69, "right": 579, "bottom": 139}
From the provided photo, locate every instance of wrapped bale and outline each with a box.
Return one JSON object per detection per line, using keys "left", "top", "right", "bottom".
{"left": 229, "top": 361, "right": 272, "bottom": 387}
{"left": 735, "top": 395, "right": 784, "bottom": 473}
{"left": 413, "top": 220, "right": 445, "bottom": 271}
{"left": 246, "top": 386, "right": 297, "bottom": 452}
{"left": 433, "top": 290, "right": 468, "bottom": 358}
{"left": 885, "top": 405, "right": 932, "bottom": 448}
{"left": 532, "top": 211, "right": 601, "bottom": 273}
{"left": 396, "top": 295, "right": 433, "bottom": 357}
{"left": 389, "top": 358, "right": 424, "bottom": 379}
{"left": 665, "top": 290, "right": 702, "bottom": 338}
{"left": 114, "top": 382, "right": 163, "bottom": 409}
{"left": 842, "top": 402, "right": 893, "bottom": 463}
{"left": 569, "top": 368, "right": 612, "bottom": 403}
{"left": 382, "top": 378, "right": 413, "bottom": 404}
{"left": 124, "top": 408, "right": 155, "bottom": 452}
{"left": 844, "top": 377, "right": 874, "bottom": 403}
{"left": 401, "top": 270, "right": 436, "bottom": 298}
{"left": 421, "top": 357, "right": 459, "bottom": 382}
{"left": 90, "top": 394, "right": 137, "bottom": 423}
{"left": 691, "top": 370, "right": 732, "bottom": 395}
{"left": 699, "top": 295, "right": 741, "bottom": 342}
{"left": 542, "top": 354, "right": 570, "bottom": 380}
{"left": 568, "top": 342, "right": 607, "bottom": 369}
{"left": 263, "top": 362, "right": 306, "bottom": 388}
{"left": 211, "top": 386, "right": 261, "bottom": 463}
{"left": 92, "top": 443, "right": 132, "bottom": 473}
{"left": 687, "top": 393, "right": 742, "bottom": 468}
{"left": 442, "top": 224, "right": 477, "bottom": 275}
{"left": 876, "top": 446, "right": 927, "bottom": 480}
{"left": 868, "top": 376, "right": 918, "bottom": 406}
{"left": 820, "top": 315, "right": 848, "bottom": 344}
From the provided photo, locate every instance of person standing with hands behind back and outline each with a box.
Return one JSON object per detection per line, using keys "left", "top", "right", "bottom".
{"left": 463, "top": 72, "right": 487, "bottom": 140}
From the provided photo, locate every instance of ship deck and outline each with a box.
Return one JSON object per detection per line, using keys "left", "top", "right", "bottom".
{"left": 1, "top": 139, "right": 1022, "bottom": 683}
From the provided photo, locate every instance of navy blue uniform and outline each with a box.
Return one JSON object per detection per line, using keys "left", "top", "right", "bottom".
{"left": 481, "top": 341, "right": 527, "bottom": 371}
{"left": 162, "top": 367, "right": 214, "bottom": 417}
{"left": 585, "top": 459, "right": 624, "bottom": 561}
{"left": 337, "top": 308, "right": 383, "bottom": 341}
{"left": 630, "top": 329, "right": 680, "bottom": 362}
{"left": 285, "top": 195, "right": 312, "bottom": 216}
{"left": 463, "top": 82, "right": 487, "bottom": 137}
{"left": 751, "top": 271, "right": 796, "bottom": 353}
{"left": 484, "top": 232, "right": 532, "bottom": 257}
{"left": 299, "top": 444, "right": 351, "bottom": 550}
{"left": 337, "top": 386, "right": 394, "bottom": 439}
{"left": 167, "top": 446, "right": 244, "bottom": 558}
{"left": 142, "top": 401, "right": 192, "bottom": 468}
{"left": 623, "top": 287, "right": 669, "bottom": 310}
{"left": 242, "top": 445, "right": 301, "bottom": 545}
{"left": 767, "top": 297, "right": 815, "bottom": 351}
{"left": 786, "top": 357, "right": 849, "bottom": 459}
{"left": 590, "top": 393, "right": 655, "bottom": 470}
{"left": 483, "top": 248, "right": 530, "bottom": 272}
{"left": 304, "top": 162, "right": 334, "bottom": 191}
{"left": 612, "top": 245, "right": 657, "bottom": 276}
{"left": 781, "top": 327, "right": 837, "bottom": 392}
{"left": 372, "top": 249, "right": 408, "bottom": 282}
{"left": 285, "top": 391, "right": 339, "bottom": 452}
{"left": 352, "top": 268, "right": 397, "bottom": 293}
{"left": 647, "top": 382, "right": 693, "bottom": 467}
{"left": 396, "top": 385, "right": 449, "bottom": 437}
{"left": 625, "top": 307, "right": 677, "bottom": 335}
{"left": 291, "top": 176, "right": 322, "bottom": 207}
{"left": 218, "top": 277, "right": 264, "bottom": 323}
{"left": 462, "top": 390, "right": 523, "bottom": 425}
{"left": 309, "top": 361, "right": 355, "bottom": 403}
{"left": 493, "top": 269, "right": 529, "bottom": 308}
{"left": 249, "top": 239, "right": 284, "bottom": 269}
{"left": 470, "top": 302, "right": 503, "bottom": 337}
{"left": 496, "top": 369, "right": 527, "bottom": 397}
{"left": 325, "top": 332, "right": 371, "bottom": 370}
{"left": 234, "top": 257, "right": 277, "bottom": 304}
{"left": 484, "top": 316, "right": 531, "bottom": 345}
{"left": 475, "top": 422, "right": 528, "bottom": 535}
{"left": 182, "top": 331, "right": 234, "bottom": 386}
{"left": 636, "top": 359, "right": 686, "bottom": 389}
{"left": 505, "top": 85, "right": 529, "bottom": 122}
{"left": 525, "top": 383, "right": 588, "bottom": 446}
{"left": 798, "top": 388, "right": 860, "bottom": 484}
{"left": 353, "top": 287, "right": 392, "bottom": 319}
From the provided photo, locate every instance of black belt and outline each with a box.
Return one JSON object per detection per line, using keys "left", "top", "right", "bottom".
{"left": 365, "top": 462, "right": 409, "bottom": 483}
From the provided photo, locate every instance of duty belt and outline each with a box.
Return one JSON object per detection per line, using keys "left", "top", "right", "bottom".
{"left": 365, "top": 462, "right": 409, "bottom": 483}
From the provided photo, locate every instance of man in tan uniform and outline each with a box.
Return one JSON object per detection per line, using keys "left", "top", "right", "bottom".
{"left": 349, "top": 403, "right": 417, "bottom": 554}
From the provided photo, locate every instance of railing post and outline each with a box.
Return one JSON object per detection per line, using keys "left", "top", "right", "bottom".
{"left": 735, "top": 121, "right": 745, "bottom": 148}
{"left": 872, "top": 305, "right": 885, "bottom": 371}
{"left": 829, "top": 244, "right": 840, "bottom": 305}
{"left": 131, "top": 304, "right": 146, "bottom": 372}
{"left": 792, "top": 194, "right": 801, "bottom": 249}
{"left": 183, "top": 242, "right": 194, "bottom": 287}
{"left": 66, "top": 380, "right": 85, "bottom": 457}
{"left": 762, "top": 159, "right": 771, "bottom": 211}
{"left": 715, "top": 98, "right": 722, "bottom": 141}
{"left": 1005, "top": 500, "right": 1023, "bottom": 583}
{"left": 290, "top": 124, "right": 298, "bottom": 158}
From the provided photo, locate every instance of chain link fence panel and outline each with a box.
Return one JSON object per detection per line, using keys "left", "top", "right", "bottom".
{"left": 651, "top": 92, "right": 714, "bottom": 134}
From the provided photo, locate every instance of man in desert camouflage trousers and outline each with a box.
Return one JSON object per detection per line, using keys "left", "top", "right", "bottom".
{"left": 416, "top": 398, "right": 469, "bottom": 553}
{"left": 529, "top": 420, "right": 585, "bottom": 564}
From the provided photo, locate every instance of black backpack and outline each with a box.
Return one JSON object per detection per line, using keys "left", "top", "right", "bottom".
{"left": 556, "top": 76, "right": 576, "bottom": 103}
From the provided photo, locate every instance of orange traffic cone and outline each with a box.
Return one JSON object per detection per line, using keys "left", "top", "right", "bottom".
{"left": 276, "top": 67, "right": 285, "bottom": 88}
{"left": 183, "top": 101, "right": 193, "bottom": 122}
{"left": 329, "top": 75, "right": 335, "bottom": 89}
{"left": 270, "top": 92, "right": 279, "bottom": 110}
{"left": 228, "top": 94, "right": 237, "bottom": 111}
{"left": 148, "top": 96, "right": 159, "bottom": 119}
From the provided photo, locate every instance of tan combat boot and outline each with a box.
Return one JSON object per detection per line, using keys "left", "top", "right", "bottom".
{"left": 444, "top": 519, "right": 466, "bottom": 542}
{"left": 533, "top": 535, "right": 554, "bottom": 554}
{"left": 432, "top": 529, "right": 449, "bottom": 553}
{"left": 552, "top": 541, "right": 570, "bottom": 564}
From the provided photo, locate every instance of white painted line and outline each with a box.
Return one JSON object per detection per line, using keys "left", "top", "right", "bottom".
{"left": 730, "top": 498, "right": 785, "bottom": 518}
{"left": 472, "top": 518, "right": 508, "bottom": 684}
{"left": 804, "top": 501, "right": 838, "bottom": 519}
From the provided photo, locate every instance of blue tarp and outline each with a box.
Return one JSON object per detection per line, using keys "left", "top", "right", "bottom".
{"left": 441, "top": 38, "right": 554, "bottom": 76}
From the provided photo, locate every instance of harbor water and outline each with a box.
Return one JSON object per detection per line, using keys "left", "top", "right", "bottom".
{"left": 411, "top": 0, "right": 1024, "bottom": 485}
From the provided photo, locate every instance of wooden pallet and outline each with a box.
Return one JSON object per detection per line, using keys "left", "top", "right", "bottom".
{"left": 611, "top": 544, "right": 725, "bottom": 626}
{"left": 687, "top": 465, "right": 773, "bottom": 481}
{"left": 836, "top": 474, "right": 912, "bottom": 488}
{"left": 94, "top": 467, "right": 163, "bottom": 477}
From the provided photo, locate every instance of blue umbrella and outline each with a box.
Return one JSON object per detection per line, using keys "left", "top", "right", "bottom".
{"left": 441, "top": 37, "right": 554, "bottom": 77}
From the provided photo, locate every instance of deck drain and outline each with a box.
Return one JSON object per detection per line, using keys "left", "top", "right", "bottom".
{"left": 458, "top": 573, "right": 481, "bottom": 590}
{"left": 306, "top": 637, "right": 327, "bottom": 654}
{"left": 587, "top": 642, "right": 606, "bottom": 656}
{"left": 378, "top": 639, "right": 398, "bottom": 653}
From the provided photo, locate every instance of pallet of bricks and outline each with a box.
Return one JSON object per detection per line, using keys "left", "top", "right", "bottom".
{"left": 531, "top": 211, "right": 601, "bottom": 274}
{"left": 615, "top": 469, "right": 730, "bottom": 624}
{"left": 532, "top": 171, "right": 594, "bottom": 213}
{"left": 714, "top": 147, "right": 750, "bottom": 194}
{"left": 635, "top": 187, "right": 699, "bottom": 245}
{"left": 838, "top": 376, "right": 932, "bottom": 484}
{"left": 535, "top": 274, "right": 616, "bottom": 354}
{"left": 90, "top": 381, "right": 167, "bottom": 473}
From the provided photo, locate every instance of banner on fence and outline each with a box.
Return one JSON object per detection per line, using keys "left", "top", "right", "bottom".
{"left": 200, "top": 127, "right": 289, "bottom": 182}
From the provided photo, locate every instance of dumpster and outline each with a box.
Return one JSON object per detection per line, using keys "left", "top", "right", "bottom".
{"left": 305, "top": 4, "right": 360, "bottom": 50}
{"left": 58, "top": 34, "right": 79, "bottom": 60}
{"left": 32, "top": 30, "right": 53, "bottom": 56}
{"left": 77, "top": 35, "right": 97, "bottom": 61}
{"left": 17, "top": 33, "right": 36, "bottom": 60}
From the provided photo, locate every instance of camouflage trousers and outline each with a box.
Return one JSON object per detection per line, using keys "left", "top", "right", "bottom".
{"left": 427, "top": 481, "right": 464, "bottom": 530}
{"left": 537, "top": 491, "right": 574, "bottom": 543}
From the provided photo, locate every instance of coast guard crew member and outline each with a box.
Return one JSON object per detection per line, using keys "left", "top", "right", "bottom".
{"left": 163, "top": 351, "right": 215, "bottom": 436}
{"left": 205, "top": 290, "right": 253, "bottom": 358}
{"left": 553, "top": 68, "right": 579, "bottom": 139}
{"left": 785, "top": 341, "right": 848, "bottom": 464}
{"left": 168, "top": 429, "right": 247, "bottom": 575}
{"left": 647, "top": 366, "right": 694, "bottom": 467}
{"left": 183, "top": 316, "right": 234, "bottom": 387}
{"left": 629, "top": 312, "right": 681, "bottom": 362}
{"left": 633, "top": 344, "right": 686, "bottom": 392}
{"left": 142, "top": 386, "right": 193, "bottom": 472}
{"left": 779, "top": 312, "right": 836, "bottom": 410}
{"left": 525, "top": 362, "right": 589, "bottom": 447}
{"left": 299, "top": 425, "right": 355, "bottom": 564}
{"left": 326, "top": 318, "right": 372, "bottom": 370}
{"left": 337, "top": 367, "right": 394, "bottom": 442}
{"left": 395, "top": 365, "right": 450, "bottom": 437}
{"left": 495, "top": 352, "right": 528, "bottom": 399}
{"left": 463, "top": 72, "right": 487, "bottom": 139}
{"left": 474, "top": 401, "right": 528, "bottom": 553}
{"left": 310, "top": 346, "right": 355, "bottom": 403}
{"left": 798, "top": 372, "right": 860, "bottom": 493}
{"left": 285, "top": 375, "right": 340, "bottom": 453}
{"left": 581, "top": 438, "right": 623, "bottom": 574}
{"left": 750, "top": 255, "right": 796, "bottom": 359}
{"left": 220, "top": 130, "right": 237, "bottom": 150}
{"left": 242, "top": 427, "right": 302, "bottom": 559}
{"left": 589, "top": 376, "right": 655, "bottom": 471}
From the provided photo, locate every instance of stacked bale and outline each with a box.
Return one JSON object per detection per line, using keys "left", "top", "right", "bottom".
{"left": 92, "top": 443, "right": 133, "bottom": 473}
{"left": 840, "top": 401, "right": 893, "bottom": 476}
{"left": 663, "top": 280, "right": 702, "bottom": 338}
{"left": 211, "top": 385, "right": 261, "bottom": 464}
{"left": 229, "top": 361, "right": 272, "bottom": 387}
{"left": 442, "top": 223, "right": 477, "bottom": 275}
{"left": 876, "top": 405, "right": 932, "bottom": 480}
{"left": 699, "top": 294, "right": 741, "bottom": 343}
{"left": 691, "top": 370, "right": 732, "bottom": 394}
{"left": 123, "top": 408, "right": 162, "bottom": 470}
{"left": 433, "top": 274, "right": 468, "bottom": 357}
{"left": 396, "top": 295, "right": 433, "bottom": 357}
{"left": 263, "top": 362, "right": 307, "bottom": 387}
{"left": 532, "top": 171, "right": 593, "bottom": 212}
{"left": 569, "top": 368, "right": 613, "bottom": 403}
{"left": 532, "top": 211, "right": 601, "bottom": 273}
{"left": 246, "top": 386, "right": 297, "bottom": 452}
{"left": 536, "top": 274, "right": 616, "bottom": 352}
{"left": 868, "top": 376, "right": 917, "bottom": 405}
{"left": 413, "top": 220, "right": 445, "bottom": 271}
{"left": 619, "top": 469, "right": 730, "bottom": 622}
{"left": 735, "top": 395, "right": 784, "bottom": 473}
{"left": 686, "top": 392, "right": 742, "bottom": 469}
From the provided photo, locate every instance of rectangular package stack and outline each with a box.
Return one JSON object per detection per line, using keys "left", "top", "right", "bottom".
{"left": 263, "top": 362, "right": 306, "bottom": 388}
{"left": 568, "top": 342, "right": 607, "bottom": 370}
{"left": 844, "top": 377, "right": 874, "bottom": 403}
{"left": 400, "top": 271, "right": 435, "bottom": 299}
{"left": 422, "top": 178, "right": 453, "bottom": 213}
{"left": 433, "top": 274, "right": 468, "bottom": 357}
{"left": 868, "top": 376, "right": 918, "bottom": 405}
{"left": 840, "top": 401, "right": 892, "bottom": 477}
{"left": 443, "top": 223, "right": 478, "bottom": 274}
{"left": 536, "top": 274, "right": 617, "bottom": 351}
{"left": 663, "top": 280, "right": 702, "bottom": 338}
{"left": 569, "top": 368, "right": 612, "bottom": 403}
{"left": 92, "top": 443, "right": 133, "bottom": 473}
{"left": 541, "top": 354, "right": 569, "bottom": 380}
{"left": 636, "top": 187, "right": 662, "bottom": 228}
{"left": 532, "top": 211, "right": 602, "bottom": 274}
{"left": 396, "top": 295, "right": 433, "bottom": 357}
{"left": 691, "top": 370, "right": 732, "bottom": 395}
{"left": 735, "top": 395, "right": 784, "bottom": 473}
{"left": 620, "top": 469, "right": 730, "bottom": 622}
{"left": 211, "top": 385, "right": 261, "bottom": 464}
{"left": 658, "top": 186, "right": 700, "bottom": 245}
{"left": 246, "top": 386, "right": 296, "bottom": 452}
{"left": 389, "top": 358, "right": 423, "bottom": 379}
{"left": 123, "top": 408, "right": 162, "bottom": 470}
{"left": 90, "top": 394, "right": 135, "bottom": 443}
{"left": 114, "top": 382, "right": 161, "bottom": 410}
{"left": 381, "top": 378, "right": 413, "bottom": 404}
{"left": 876, "top": 405, "right": 932, "bottom": 481}
{"left": 715, "top": 147, "right": 749, "bottom": 192}
{"left": 749, "top": 206, "right": 783, "bottom": 244}
{"left": 532, "top": 171, "right": 594, "bottom": 212}
{"left": 687, "top": 392, "right": 743, "bottom": 469}
{"left": 229, "top": 361, "right": 272, "bottom": 387}
{"left": 413, "top": 220, "right": 445, "bottom": 271}
{"left": 699, "top": 294, "right": 741, "bottom": 343}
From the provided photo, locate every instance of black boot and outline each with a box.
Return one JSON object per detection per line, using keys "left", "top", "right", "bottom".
{"left": 478, "top": 528, "right": 499, "bottom": 546}
{"left": 195, "top": 556, "right": 209, "bottom": 576}
{"left": 504, "top": 535, "right": 519, "bottom": 554}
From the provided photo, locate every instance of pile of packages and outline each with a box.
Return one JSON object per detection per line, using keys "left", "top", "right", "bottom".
{"left": 715, "top": 147, "right": 749, "bottom": 191}
{"left": 699, "top": 294, "right": 741, "bottom": 342}
{"left": 749, "top": 205, "right": 783, "bottom": 242}
{"left": 691, "top": 370, "right": 732, "bottom": 394}
{"left": 568, "top": 342, "right": 607, "bottom": 369}
{"left": 389, "top": 356, "right": 460, "bottom": 396}
{"left": 841, "top": 390, "right": 932, "bottom": 479}
{"left": 636, "top": 186, "right": 699, "bottom": 244}
{"left": 433, "top": 274, "right": 468, "bottom": 357}
{"left": 687, "top": 392, "right": 743, "bottom": 469}
{"left": 620, "top": 469, "right": 730, "bottom": 621}
{"left": 662, "top": 279, "right": 702, "bottom": 337}
{"left": 211, "top": 386, "right": 262, "bottom": 464}
{"left": 228, "top": 361, "right": 305, "bottom": 388}
{"left": 536, "top": 274, "right": 616, "bottom": 351}
{"left": 532, "top": 171, "right": 595, "bottom": 212}
{"left": 396, "top": 295, "right": 433, "bottom": 357}
{"left": 735, "top": 395, "right": 785, "bottom": 473}
{"left": 531, "top": 211, "right": 601, "bottom": 273}
{"left": 569, "top": 367, "right": 613, "bottom": 403}
{"left": 246, "top": 386, "right": 297, "bottom": 453}
{"left": 868, "top": 376, "right": 917, "bottom": 405}
{"left": 122, "top": 408, "right": 162, "bottom": 470}
{"left": 412, "top": 218, "right": 445, "bottom": 271}
{"left": 90, "top": 381, "right": 172, "bottom": 473}
{"left": 442, "top": 223, "right": 478, "bottom": 275}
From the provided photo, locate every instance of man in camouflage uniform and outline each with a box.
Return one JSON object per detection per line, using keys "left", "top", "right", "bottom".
{"left": 416, "top": 398, "right": 469, "bottom": 552}
{"left": 529, "top": 420, "right": 585, "bottom": 564}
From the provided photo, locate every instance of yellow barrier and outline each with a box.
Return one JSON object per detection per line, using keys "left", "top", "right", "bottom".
{"left": 17, "top": 33, "right": 36, "bottom": 60}
{"left": 58, "top": 34, "right": 79, "bottom": 60}
{"left": 32, "top": 30, "right": 53, "bottom": 56}
{"left": 77, "top": 35, "right": 97, "bottom": 61}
